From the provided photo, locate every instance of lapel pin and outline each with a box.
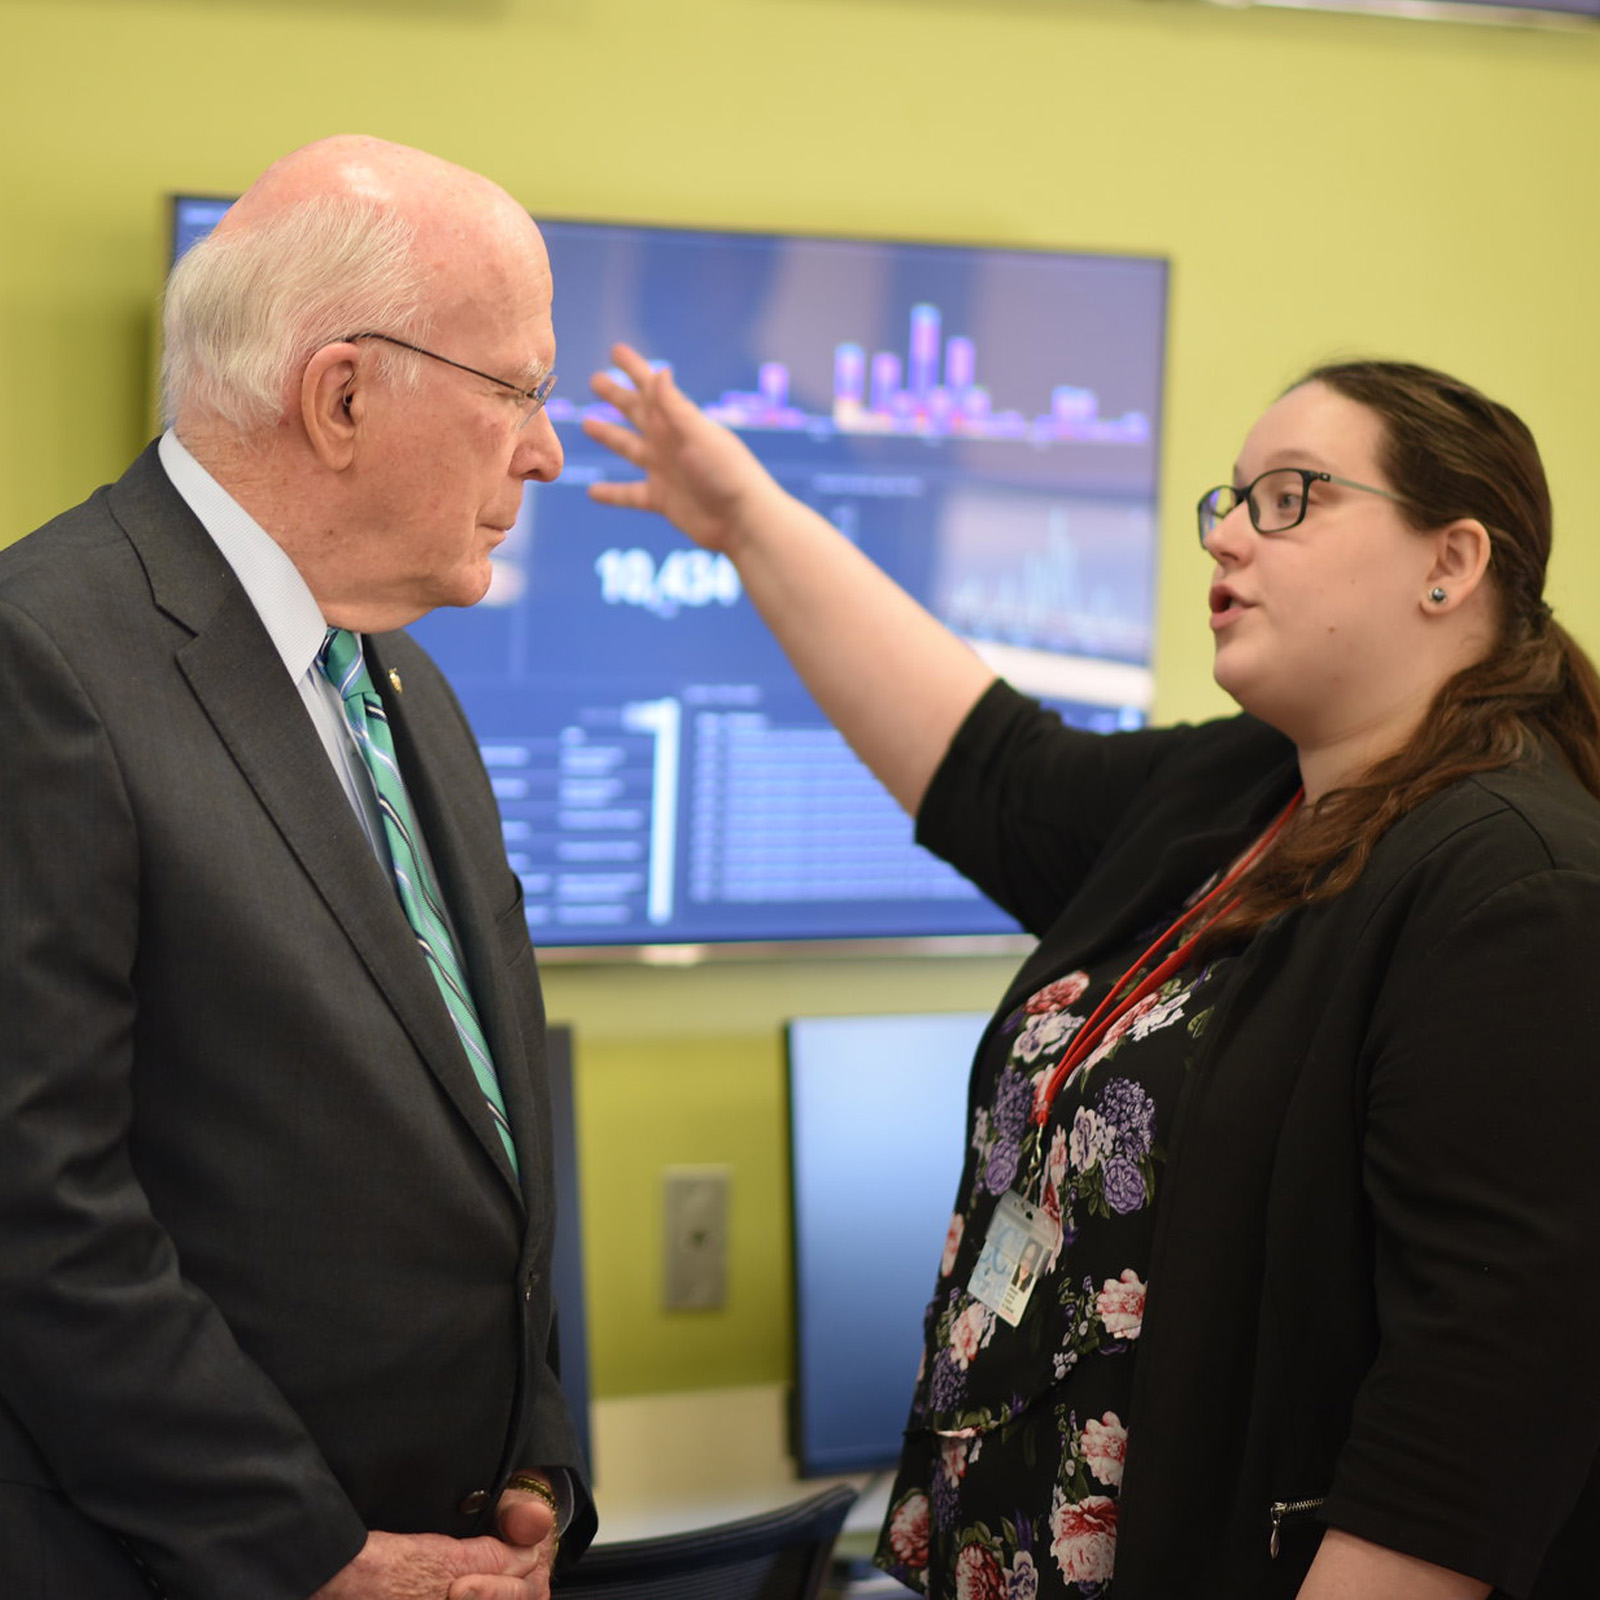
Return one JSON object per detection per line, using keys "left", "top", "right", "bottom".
{"left": 388, "top": 668, "right": 403, "bottom": 695}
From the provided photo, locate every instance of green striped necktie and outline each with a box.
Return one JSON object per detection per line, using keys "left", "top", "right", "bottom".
{"left": 318, "top": 628, "right": 518, "bottom": 1175}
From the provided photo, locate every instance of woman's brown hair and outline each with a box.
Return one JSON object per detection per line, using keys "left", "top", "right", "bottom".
{"left": 1206, "top": 359, "right": 1600, "bottom": 947}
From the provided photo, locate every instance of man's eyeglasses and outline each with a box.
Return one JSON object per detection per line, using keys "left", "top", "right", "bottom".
{"left": 342, "top": 331, "right": 556, "bottom": 428}
{"left": 1196, "top": 467, "right": 1402, "bottom": 545}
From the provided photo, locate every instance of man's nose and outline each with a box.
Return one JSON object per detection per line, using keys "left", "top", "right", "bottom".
{"left": 515, "top": 409, "right": 564, "bottom": 482}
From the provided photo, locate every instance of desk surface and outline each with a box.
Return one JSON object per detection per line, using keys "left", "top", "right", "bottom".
{"left": 587, "top": 1382, "right": 891, "bottom": 1545}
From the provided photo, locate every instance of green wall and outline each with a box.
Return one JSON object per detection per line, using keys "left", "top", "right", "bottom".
{"left": 4, "top": 0, "right": 1599, "bottom": 1399}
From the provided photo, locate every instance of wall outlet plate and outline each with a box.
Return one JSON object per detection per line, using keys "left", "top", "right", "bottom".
{"left": 662, "top": 1165, "right": 731, "bottom": 1311}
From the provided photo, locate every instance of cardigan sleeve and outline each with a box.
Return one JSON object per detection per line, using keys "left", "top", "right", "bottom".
{"left": 1326, "top": 866, "right": 1600, "bottom": 1596}
{"left": 916, "top": 681, "right": 1289, "bottom": 937}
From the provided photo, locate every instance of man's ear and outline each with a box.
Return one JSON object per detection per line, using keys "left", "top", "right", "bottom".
{"left": 1423, "top": 518, "right": 1492, "bottom": 614}
{"left": 302, "top": 343, "right": 360, "bottom": 470}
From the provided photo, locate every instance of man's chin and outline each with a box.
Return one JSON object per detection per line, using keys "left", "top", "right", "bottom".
{"left": 439, "top": 563, "right": 496, "bottom": 611}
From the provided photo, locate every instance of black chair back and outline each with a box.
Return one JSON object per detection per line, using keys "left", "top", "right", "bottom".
{"left": 556, "top": 1485, "right": 858, "bottom": 1600}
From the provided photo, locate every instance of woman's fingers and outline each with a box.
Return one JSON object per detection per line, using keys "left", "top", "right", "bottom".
{"left": 582, "top": 414, "right": 644, "bottom": 463}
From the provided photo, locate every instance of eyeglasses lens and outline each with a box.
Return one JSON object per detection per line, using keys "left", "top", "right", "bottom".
{"left": 1251, "top": 469, "right": 1309, "bottom": 533}
{"left": 1198, "top": 487, "right": 1236, "bottom": 539}
{"left": 517, "top": 374, "right": 557, "bottom": 429}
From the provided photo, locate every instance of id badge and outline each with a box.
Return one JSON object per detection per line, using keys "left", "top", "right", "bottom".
{"left": 967, "top": 1190, "right": 1058, "bottom": 1327}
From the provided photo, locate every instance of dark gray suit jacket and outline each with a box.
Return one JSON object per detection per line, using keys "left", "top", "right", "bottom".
{"left": 0, "top": 444, "right": 595, "bottom": 1599}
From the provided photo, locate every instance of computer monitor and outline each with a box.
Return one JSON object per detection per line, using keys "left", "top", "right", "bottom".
{"left": 785, "top": 1011, "right": 986, "bottom": 1477}
{"left": 169, "top": 197, "right": 1168, "bottom": 955}
{"left": 545, "top": 1023, "right": 594, "bottom": 1478}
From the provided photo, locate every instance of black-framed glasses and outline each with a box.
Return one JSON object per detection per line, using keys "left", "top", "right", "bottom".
{"left": 1196, "top": 467, "right": 1403, "bottom": 545}
{"left": 342, "top": 331, "right": 556, "bottom": 428}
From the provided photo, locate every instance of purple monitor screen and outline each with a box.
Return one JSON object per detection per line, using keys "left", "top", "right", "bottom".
{"left": 170, "top": 199, "right": 1168, "bottom": 953}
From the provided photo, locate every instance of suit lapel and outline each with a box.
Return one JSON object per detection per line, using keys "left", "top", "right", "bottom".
{"left": 109, "top": 446, "right": 522, "bottom": 1201}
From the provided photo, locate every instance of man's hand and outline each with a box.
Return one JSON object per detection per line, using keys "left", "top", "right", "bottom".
{"left": 309, "top": 1528, "right": 545, "bottom": 1600}
{"left": 308, "top": 1470, "right": 561, "bottom": 1599}
{"left": 476, "top": 1470, "right": 561, "bottom": 1598}
{"left": 493, "top": 1471, "right": 560, "bottom": 1552}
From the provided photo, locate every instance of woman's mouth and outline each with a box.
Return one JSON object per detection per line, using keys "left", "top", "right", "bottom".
{"left": 1209, "top": 585, "right": 1249, "bottom": 629}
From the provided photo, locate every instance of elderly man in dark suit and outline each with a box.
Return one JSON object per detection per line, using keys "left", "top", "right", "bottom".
{"left": 0, "top": 135, "right": 595, "bottom": 1600}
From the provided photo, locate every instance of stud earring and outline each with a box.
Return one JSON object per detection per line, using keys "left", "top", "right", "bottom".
{"left": 1428, "top": 587, "right": 1448, "bottom": 604}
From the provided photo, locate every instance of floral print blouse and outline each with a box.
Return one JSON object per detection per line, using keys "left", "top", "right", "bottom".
{"left": 874, "top": 936, "right": 1231, "bottom": 1598}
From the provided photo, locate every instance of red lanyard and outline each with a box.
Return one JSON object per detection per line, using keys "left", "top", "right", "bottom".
{"left": 1031, "top": 789, "right": 1303, "bottom": 1128}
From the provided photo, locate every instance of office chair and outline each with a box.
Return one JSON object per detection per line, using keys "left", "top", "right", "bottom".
{"left": 555, "top": 1483, "right": 858, "bottom": 1600}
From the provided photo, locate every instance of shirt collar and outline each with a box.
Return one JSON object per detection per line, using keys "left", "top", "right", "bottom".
{"left": 158, "top": 428, "right": 330, "bottom": 682}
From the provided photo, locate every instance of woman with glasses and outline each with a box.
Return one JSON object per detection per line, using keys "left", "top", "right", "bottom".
{"left": 585, "top": 352, "right": 1600, "bottom": 1600}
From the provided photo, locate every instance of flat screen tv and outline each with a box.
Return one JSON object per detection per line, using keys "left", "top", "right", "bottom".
{"left": 169, "top": 197, "right": 1168, "bottom": 956}
{"left": 785, "top": 1011, "right": 985, "bottom": 1477}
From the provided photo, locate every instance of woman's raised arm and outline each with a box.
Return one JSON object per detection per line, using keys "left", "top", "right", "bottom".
{"left": 583, "top": 343, "right": 995, "bottom": 816}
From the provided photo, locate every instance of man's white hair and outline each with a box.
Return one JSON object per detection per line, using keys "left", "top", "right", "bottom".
{"left": 161, "top": 195, "right": 431, "bottom": 430}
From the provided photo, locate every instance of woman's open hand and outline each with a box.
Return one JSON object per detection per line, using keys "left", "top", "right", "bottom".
{"left": 583, "top": 342, "right": 784, "bottom": 555}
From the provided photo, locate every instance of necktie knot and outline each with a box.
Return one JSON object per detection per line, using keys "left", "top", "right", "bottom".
{"left": 319, "top": 627, "right": 374, "bottom": 704}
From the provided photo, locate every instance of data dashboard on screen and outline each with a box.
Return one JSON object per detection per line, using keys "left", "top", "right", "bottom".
{"left": 170, "top": 198, "right": 1168, "bottom": 952}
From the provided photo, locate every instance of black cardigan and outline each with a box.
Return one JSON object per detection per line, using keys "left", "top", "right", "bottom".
{"left": 916, "top": 683, "right": 1600, "bottom": 1599}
